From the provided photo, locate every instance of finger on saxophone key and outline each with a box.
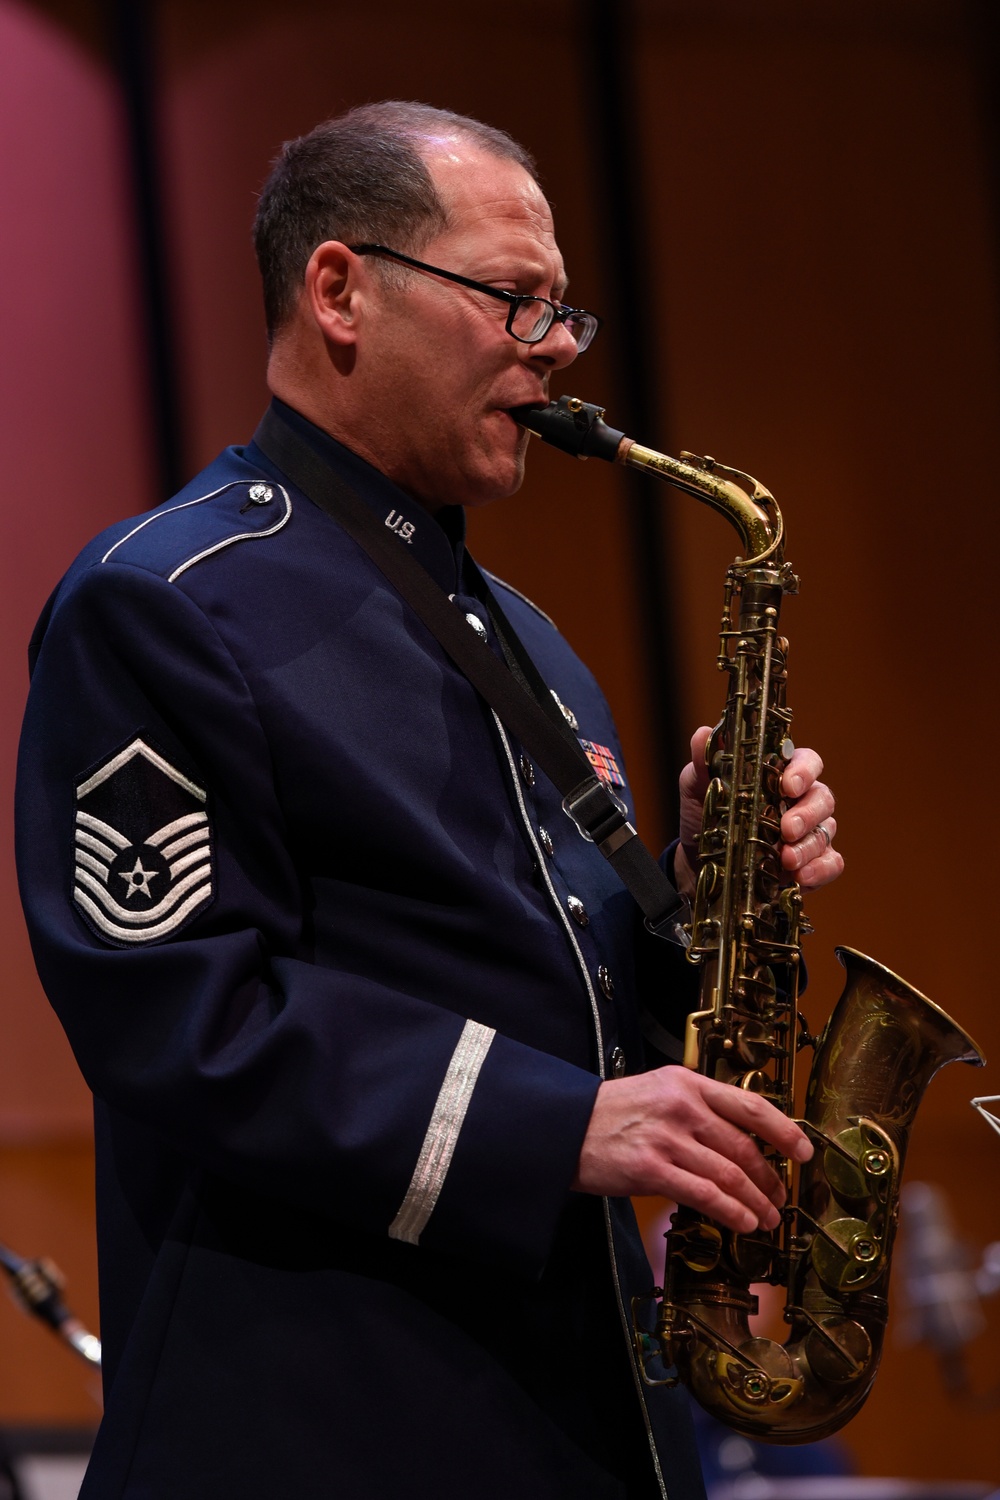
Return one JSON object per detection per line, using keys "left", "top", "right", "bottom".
{"left": 571, "top": 1067, "right": 812, "bottom": 1237}
{"left": 781, "top": 745, "right": 824, "bottom": 798}
{"left": 778, "top": 752, "right": 844, "bottom": 886}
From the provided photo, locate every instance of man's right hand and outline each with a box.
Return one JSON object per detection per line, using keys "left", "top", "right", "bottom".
{"left": 572, "top": 1067, "right": 813, "bottom": 1233}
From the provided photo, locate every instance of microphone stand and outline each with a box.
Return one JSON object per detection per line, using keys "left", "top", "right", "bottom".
{"left": 0, "top": 1239, "right": 101, "bottom": 1368}
{"left": 897, "top": 1098, "right": 1000, "bottom": 1406}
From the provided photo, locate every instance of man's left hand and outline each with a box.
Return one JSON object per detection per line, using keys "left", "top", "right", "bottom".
{"left": 675, "top": 725, "right": 844, "bottom": 898}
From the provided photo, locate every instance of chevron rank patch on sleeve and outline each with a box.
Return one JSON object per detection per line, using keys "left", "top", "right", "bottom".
{"left": 73, "top": 737, "right": 214, "bottom": 945}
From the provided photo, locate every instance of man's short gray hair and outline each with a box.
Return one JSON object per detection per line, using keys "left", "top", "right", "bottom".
{"left": 252, "top": 101, "right": 540, "bottom": 340}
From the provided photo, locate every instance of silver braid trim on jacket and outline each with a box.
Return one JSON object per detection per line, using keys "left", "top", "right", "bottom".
{"left": 389, "top": 1019, "right": 496, "bottom": 1245}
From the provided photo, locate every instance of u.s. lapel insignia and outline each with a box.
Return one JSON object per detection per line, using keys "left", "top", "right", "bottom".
{"left": 579, "top": 738, "right": 626, "bottom": 789}
{"left": 73, "top": 737, "right": 214, "bottom": 946}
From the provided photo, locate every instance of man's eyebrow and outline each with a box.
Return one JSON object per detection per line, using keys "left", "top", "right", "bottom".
{"left": 505, "top": 258, "right": 567, "bottom": 299}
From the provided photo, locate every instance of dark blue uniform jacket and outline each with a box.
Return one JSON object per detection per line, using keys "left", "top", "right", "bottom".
{"left": 16, "top": 401, "right": 705, "bottom": 1499}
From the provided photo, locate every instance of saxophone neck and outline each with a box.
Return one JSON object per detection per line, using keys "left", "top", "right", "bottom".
{"left": 510, "top": 395, "right": 783, "bottom": 564}
{"left": 620, "top": 442, "right": 783, "bottom": 565}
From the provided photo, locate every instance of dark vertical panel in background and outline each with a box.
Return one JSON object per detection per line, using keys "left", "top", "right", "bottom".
{"left": 578, "top": 0, "right": 684, "bottom": 835}
{"left": 106, "top": 0, "right": 185, "bottom": 500}
{"left": 967, "top": 0, "right": 1000, "bottom": 279}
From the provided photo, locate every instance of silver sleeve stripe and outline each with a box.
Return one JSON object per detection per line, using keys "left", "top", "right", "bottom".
{"left": 148, "top": 811, "right": 209, "bottom": 847}
{"left": 75, "top": 863, "right": 211, "bottom": 924}
{"left": 168, "top": 846, "right": 211, "bottom": 878}
{"left": 76, "top": 811, "right": 131, "bottom": 849}
{"left": 388, "top": 1020, "right": 495, "bottom": 1247}
{"left": 73, "top": 884, "right": 214, "bottom": 944}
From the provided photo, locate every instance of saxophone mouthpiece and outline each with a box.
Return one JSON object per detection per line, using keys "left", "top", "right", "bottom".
{"left": 509, "top": 395, "right": 626, "bottom": 462}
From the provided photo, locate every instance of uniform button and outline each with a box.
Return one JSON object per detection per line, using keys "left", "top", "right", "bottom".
{"left": 567, "top": 895, "right": 589, "bottom": 927}
{"left": 465, "top": 611, "right": 487, "bottom": 640}
{"left": 538, "top": 827, "right": 554, "bottom": 858}
{"left": 519, "top": 753, "right": 535, "bottom": 788}
{"left": 597, "top": 964, "right": 615, "bottom": 999}
{"left": 611, "top": 1046, "right": 627, "bottom": 1077}
{"left": 241, "top": 482, "right": 274, "bottom": 513}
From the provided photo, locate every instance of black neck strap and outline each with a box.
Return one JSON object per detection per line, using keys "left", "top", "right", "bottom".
{"left": 252, "top": 405, "right": 687, "bottom": 938}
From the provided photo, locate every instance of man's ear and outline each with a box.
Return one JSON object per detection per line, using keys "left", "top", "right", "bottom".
{"left": 305, "top": 241, "right": 364, "bottom": 347}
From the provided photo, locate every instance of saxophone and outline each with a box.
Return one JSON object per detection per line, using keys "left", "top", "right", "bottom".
{"left": 512, "top": 396, "right": 985, "bottom": 1443}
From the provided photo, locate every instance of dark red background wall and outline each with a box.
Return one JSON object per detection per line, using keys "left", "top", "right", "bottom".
{"left": 1, "top": 0, "right": 997, "bottom": 1481}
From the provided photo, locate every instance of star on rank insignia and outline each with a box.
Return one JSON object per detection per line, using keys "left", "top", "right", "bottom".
{"left": 73, "top": 737, "right": 214, "bottom": 946}
{"left": 579, "top": 739, "right": 626, "bottom": 789}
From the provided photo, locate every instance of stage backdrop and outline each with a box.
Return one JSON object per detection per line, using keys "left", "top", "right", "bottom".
{"left": 0, "top": 0, "right": 997, "bottom": 1483}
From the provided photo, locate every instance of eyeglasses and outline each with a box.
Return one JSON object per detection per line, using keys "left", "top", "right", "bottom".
{"left": 348, "top": 243, "right": 602, "bottom": 353}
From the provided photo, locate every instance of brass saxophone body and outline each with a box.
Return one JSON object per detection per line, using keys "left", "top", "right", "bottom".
{"left": 512, "top": 396, "right": 985, "bottom": 1443}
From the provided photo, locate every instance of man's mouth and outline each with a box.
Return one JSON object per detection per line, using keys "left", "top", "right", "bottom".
{"left": 506, "top": 399, "right": 552, "bottom": 429}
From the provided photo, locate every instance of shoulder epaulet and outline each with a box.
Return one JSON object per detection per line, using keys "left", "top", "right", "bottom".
{"left": 482, "top": 570, "right": 557, "bottom": 630}
{"left": 99, "top": 479, "right": 292, "bottom": 583}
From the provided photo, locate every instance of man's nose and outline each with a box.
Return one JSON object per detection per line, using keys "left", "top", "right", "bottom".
{"left": 522, "top": 319, "right": 580, "bottom": 371}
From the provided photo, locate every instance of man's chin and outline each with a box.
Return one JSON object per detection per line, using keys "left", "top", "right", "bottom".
{"left": 459, "top": 461, "right": 526, "bottom": 509}
{"left": 451, "top": 424, "right": 528, "bottom": 508}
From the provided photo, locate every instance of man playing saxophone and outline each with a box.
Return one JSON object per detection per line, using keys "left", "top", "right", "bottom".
{"left": 16, "top": 103, "right": 841, "bottom": 1500}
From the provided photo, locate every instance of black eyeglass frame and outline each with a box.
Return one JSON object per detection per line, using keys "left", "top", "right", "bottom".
{"left": 348, "top": 243, "right": 602, "bottom": 351}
